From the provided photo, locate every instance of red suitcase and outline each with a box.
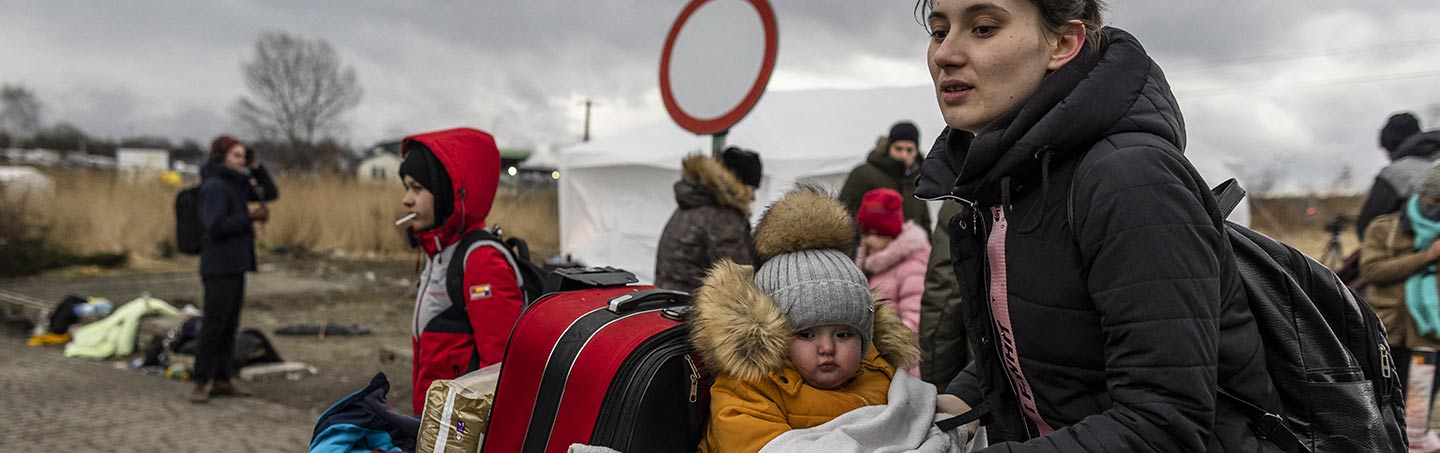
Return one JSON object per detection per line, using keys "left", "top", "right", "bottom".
{"left": 482, "top": 268, "right": 708, "bottom": 453}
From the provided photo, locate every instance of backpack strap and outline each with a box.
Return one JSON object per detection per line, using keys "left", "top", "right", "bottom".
{"left": 445, "top": 228, "right": 530, "bottom": 313}
{"left": 445, "top": 228, "right": 533, "bottom": 373}
{"left": 1218, "top": 389, "right": 1311, "bottom": 453}
{"left": 935, "top": 402, "right": 991, "bottom": 432}
{"left": 1212, "top": 178, "right": 1246, "bottom": 219}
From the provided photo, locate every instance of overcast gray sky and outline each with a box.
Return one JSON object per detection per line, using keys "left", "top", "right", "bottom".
{"left": 2, "top": 0, "right": 1438, "bottom": 192}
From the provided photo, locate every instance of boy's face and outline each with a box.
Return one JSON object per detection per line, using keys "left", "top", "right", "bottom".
{"left": 787, "top": 324, "right": 864, "bottom": 390}
{"left": 401, "top": 175, "right": 436, "bottom": 231}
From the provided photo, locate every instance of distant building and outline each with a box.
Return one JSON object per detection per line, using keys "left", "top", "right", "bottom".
{"left": 115, "top": 148, "right": 170, "bottom": 176}
{"left": 357, "top": 140, "right": 402, "bottom": 183}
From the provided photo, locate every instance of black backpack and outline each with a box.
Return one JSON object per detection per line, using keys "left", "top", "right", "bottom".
{"left": 445, "top": 227, "right": 549, "bottom": 313}
{"left": 1070, "top": 176, "right": 1405, "bottom": 452}
{"left": 175, "top": 186, "right": 204, "bottom": 254}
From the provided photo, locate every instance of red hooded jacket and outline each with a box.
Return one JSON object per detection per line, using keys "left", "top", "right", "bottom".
{"left": 404, "top": 127, "right": 523, "bottom": 413}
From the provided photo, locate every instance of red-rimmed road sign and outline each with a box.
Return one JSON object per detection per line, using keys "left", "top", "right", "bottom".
{"left": 659, "top": 0, "right": 778, "bottom": 135}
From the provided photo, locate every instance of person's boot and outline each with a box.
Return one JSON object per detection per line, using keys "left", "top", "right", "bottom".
{"left": 189, "top": 381, "right": 210, "bottom": 404}
{"left": 209, "top": 379, "right": 252, "bottom": 397}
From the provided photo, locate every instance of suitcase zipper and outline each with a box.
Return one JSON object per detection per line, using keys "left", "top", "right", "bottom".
{"left": 684, "top": 354, "right": 700, "bottom": 403}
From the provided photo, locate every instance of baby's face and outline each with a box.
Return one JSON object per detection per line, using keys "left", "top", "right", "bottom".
{"left": 787, "top": 324, "right": 864, "bottom": 390}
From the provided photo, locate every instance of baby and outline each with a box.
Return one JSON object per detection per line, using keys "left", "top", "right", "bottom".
{"left": 691, "top": 187, "right": 920, "bottom": 453}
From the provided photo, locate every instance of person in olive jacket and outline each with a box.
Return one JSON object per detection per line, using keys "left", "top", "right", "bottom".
{"left": 190, "top": 135, "right": 278, "bottom": 403}
{"left": 654, "top": 147, "right": 762, "bottom": 294}
{"left": 838, "top": 121, "right": 931, "bottom": 231}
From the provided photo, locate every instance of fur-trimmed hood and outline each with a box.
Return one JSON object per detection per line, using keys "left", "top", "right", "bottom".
{"left": 691, "top": 260, "right": 920, "bottom": 382}
{"left": 856, "top": 221, "right": 930, "bottom": 275}
{"left": 675, "top": 154, "right": 751, "bottom": 217}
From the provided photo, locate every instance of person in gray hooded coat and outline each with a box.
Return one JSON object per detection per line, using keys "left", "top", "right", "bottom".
{"left": 655, "top": 148, "right": 762, "bottom": 293}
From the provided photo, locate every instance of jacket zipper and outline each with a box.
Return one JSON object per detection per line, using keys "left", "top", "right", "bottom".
{"left": 413, "top": 248, "right": 442, "bottom": 340}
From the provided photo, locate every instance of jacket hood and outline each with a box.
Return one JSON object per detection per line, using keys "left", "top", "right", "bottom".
{"left": 916, "top": 27, "right": 1184, "bottom": 206}
{"left": 690, "top": 259, "right": 920, "bottom": 383}
{"left": 856, "top": 221, "right": 929, "bottom": 275}
{"left": 403, "top": 127, "right": 500, "bottom": 253}
{"left": 674, "top": 154, "right": 751, "bottom": 217}
{"left": 865, "top": 137, "right": 908, "bottom": 178}
{"left": 1395, "top": 130, "right": 1440, "bottom": 160}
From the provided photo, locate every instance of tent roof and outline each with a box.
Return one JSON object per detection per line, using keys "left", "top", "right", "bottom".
{"left": 561, "top": 86, "right": 946, "bottom": 171}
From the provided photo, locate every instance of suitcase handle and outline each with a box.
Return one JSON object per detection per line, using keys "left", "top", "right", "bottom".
{"left": 607, "top": 289, "right": 691, "bottom": 314}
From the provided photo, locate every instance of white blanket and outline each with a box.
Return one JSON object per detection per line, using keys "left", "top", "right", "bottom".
{"left": 760, "top": 372, "right": 986, "bottom": 453}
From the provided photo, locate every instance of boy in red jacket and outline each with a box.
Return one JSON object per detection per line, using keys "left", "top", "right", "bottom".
{"left": 398, "top": 127, "right": 523, "bottom": 413}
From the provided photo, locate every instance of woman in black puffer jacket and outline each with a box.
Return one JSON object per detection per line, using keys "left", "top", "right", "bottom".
{"left": 916, "top": 0, "right": 1282, "bottom": 450}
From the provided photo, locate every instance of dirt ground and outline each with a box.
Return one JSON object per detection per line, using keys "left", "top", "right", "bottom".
{"left": 0, "top": 252, "right": 425, "bottom": 417}
{"left": 0, "top": 195, "right": 1381, "bottom": 423}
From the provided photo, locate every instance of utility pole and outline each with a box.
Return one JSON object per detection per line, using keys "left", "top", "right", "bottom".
{"left": 580, "top": 99, "right": 595, "bottom": 142}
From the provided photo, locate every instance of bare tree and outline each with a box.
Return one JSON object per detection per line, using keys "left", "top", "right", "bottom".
{"left": 231, "top": 32, "right": 362, "bottom": 148}
{"left": 0, "top": 84, "right": 43, "bottom": 148}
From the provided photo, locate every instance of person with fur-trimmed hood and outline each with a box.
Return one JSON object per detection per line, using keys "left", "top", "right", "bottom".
{"left": 691, "top": 187, "right": 920, "bottom": 453}
{"left": 655, "top": 147, "right": 762, "bottom": 293}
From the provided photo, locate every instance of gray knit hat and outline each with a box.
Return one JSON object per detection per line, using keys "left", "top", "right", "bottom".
{"left": 1417, "top": 161, "right": 1440, "bottom": 199}
{"left": 755, "top": 249, "right": 875, "bottom": 353}
{"left": 751, "top": 187, "right": 876, "bottom": 353}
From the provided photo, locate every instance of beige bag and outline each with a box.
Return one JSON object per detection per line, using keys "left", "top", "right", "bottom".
{"left": 418, "top": 363, "right": 502, "bottom": 453}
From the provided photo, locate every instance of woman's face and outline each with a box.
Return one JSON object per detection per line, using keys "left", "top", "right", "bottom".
{"left": 223, "top": 144, "right": 248, "bottom": 171}
{"left": 926, "top": 0, "right": 1081, "bottom": 133}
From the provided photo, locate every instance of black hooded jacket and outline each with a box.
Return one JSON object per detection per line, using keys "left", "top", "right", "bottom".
{"left": 198, "top": 161, "right": 279, "bottom": 275}
{"left": 915, "top": 28, "right": 1280, "bottom": 451}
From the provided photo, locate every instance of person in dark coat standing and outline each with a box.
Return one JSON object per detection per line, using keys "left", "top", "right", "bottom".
{"left": 190, "top": 135, "right": 278, "bottom": 403}
{"left": 916, "top": 0, "right": 1282, "bottom": 450}
{"left": 655, "top": 147, "right": 761, "bottom": 294}
{"left": 1358, "top": 112, "right": 1439, "bottom": 238}
{"left": 839, "top": 122, "right": 932, "bottom": 231}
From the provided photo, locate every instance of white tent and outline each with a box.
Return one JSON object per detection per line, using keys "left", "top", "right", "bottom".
{"left": 557, "top": 86, "right": 1248, "bottom": 283}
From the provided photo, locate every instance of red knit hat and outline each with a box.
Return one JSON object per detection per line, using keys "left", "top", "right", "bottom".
{"left": 209, "top": 135, "right": 243, "bottom": 163}
{"left": 856, "top": 188, "right": 903, "bottom": 237}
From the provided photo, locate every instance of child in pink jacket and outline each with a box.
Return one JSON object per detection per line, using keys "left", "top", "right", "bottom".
{"left": 854, "top": 188, "right": 930, "bottom": 335}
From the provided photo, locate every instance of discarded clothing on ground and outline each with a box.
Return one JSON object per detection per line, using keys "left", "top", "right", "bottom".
{"left": 312, "top": 373, "right": 420, "bottom": 453}
{"left": 759, "top": 372, "right": 986, "bottom": 453}
{"left": 64, "top": 296, "right": 178, "bottom": 359}
{"left": 27, "top": 332, "right": 71, "bottom": 346}
{"left": 276, "top": 322, "right": 372, "bottom": 336}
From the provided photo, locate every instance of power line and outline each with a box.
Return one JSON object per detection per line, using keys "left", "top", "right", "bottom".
{"left": 1163, "top": 37, "right": 1440, "bottom": 75}
{"left": 1173, "top": 69, "right": 1440, "bottom": 98}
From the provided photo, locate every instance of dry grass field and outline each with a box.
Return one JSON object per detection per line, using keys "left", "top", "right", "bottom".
{"left": 3, "top": 167, "right": 1368, "bottom": 272}
{"left": 8, "top": 170, "right": 559, "bottom": 263}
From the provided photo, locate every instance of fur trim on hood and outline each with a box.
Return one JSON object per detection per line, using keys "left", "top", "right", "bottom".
{"left": 681, "top": 154, "right": 751, "bottom": 217}
{"left": 754, "top": 186, "right": 856, "bottom": 263}
{"left": 691, "top": 260, "right": 920, "bottom": 382}
{"left": 857, "top": 221, "right": 929, "bottom": 275}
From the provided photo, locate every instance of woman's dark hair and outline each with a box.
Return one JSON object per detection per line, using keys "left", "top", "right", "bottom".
{"left": 915, "top": 0, "right": 1105, "bottom": 47}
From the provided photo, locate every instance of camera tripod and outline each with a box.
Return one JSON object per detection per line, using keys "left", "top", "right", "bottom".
{"left": 1319, "top": 215, "right": 1353, "bottom": 270}
{"left": 1320, "top": 227, "right": 1346, "bottom": 270}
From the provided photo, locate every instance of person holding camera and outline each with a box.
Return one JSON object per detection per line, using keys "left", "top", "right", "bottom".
{"left": 190, "top": 135, "right": 279, "bottom": 403}
{"left": 1361, "top": 161, "right": 1440, "bottom": 448}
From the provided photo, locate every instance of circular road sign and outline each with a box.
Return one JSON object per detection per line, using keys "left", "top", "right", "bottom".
{"left": 659, "top": 0, "right": 779, "bottom": 135}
